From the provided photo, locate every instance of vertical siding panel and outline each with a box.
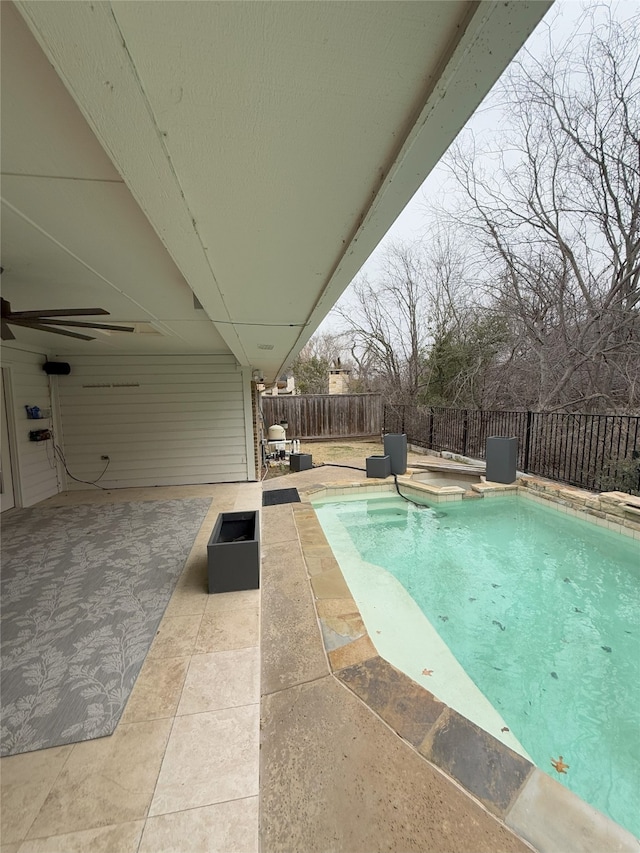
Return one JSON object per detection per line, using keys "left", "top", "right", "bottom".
{"left": 57, "top": 355, "right": 250, "bottom": 488}
{"left": 2, "top": 345, "right": 60, "bottom": 507}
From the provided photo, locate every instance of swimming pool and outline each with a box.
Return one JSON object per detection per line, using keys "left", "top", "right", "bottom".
{"left": 314, "top": 492, "right": 640, "bottom": 838}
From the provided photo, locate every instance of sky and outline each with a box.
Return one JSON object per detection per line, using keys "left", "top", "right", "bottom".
{"left": 317, "top": 0, "right": 637, "bottom": 338}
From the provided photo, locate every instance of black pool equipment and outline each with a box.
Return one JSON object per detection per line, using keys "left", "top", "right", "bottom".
{"left": 289, "top": 453, "right": 313, "bottom": 472}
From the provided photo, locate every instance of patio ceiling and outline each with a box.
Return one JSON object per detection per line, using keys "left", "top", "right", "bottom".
{"left": 1, "top": 1, "right": 550, "bottom": 380}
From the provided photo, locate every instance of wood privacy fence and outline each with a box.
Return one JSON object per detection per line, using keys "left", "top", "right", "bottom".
{"left": 261, "top": 394, "right": 382, "bottom": 439}
{"left": 383, "top": 404, "right": 640, "bottom": 494}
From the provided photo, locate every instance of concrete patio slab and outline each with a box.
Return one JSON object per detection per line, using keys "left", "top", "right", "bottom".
{"left": 260, "top": 674, "right": 530, "bottom": 853}
{"left": 260, "top": 539, "right": 329, "bottom": 696}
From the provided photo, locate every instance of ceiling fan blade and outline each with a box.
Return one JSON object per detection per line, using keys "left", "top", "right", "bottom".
{"left": 1, "top": 319, "right": 16, "bottom": 341}
{"left": 11, "top": 320, "right": 95, "bottom": 340}
{"left": 7, "top": 307, "right": 110, "bottom": 319}
{"left": 39, "top": 319, "right": 135, "bottom": 332}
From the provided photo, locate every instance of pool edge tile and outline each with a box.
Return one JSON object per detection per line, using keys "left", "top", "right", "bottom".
{"left": 328, "top": 634, "right": 377, "bottom": 671}
{"left": 505, "top": 768, "right": 639, "bottom": 853}
{"left": 418, "top": 707, "right": 534, "bottom": 819}
{"left": 336, "top": 657, "right": 447, "bottom": 748}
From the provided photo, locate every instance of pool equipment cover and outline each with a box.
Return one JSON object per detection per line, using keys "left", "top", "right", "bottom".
{"left": 290, "top": 453, "right": 312, "bottom": 472}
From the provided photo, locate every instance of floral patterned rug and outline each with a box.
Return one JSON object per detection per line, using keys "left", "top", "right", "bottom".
{"left": 0, "top": 498, "right": 211, "bottom": 756}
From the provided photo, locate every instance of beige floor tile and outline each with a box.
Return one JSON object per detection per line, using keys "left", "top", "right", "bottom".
{"left": 27, "top": 719, "right": 172, "bottom": 839}
{"left": 203, "top": 589, "right": 260, "bottom": 617}
{"left": 120, "top": 656, "right": 190, "bottom": 724}
{"left": 0, "top": 746, "right": 72, "bottom": 844}
{"left": 233, "top": 485, "right": 262, "bottom": 512}
{"left": 195, "top": 608, "right": 259, "bottom": 654}
{"left": 147, "top": 615, "right": 202, "bottom": 659}
{"left": 139, "top": 797, "right": 259, "bottom": 853}
{"left": 163, "top": 580, "right": 208, "bottom": 617}
{"left": 170, "top": 550, "right": 209, "bottom": 597}
{"left": 17, "top": 820, "right": 144, "bottom": 853}
{"left": 174, "top": 554, "right": 208, "bottom": 584}
{"left": 177, "top": 648, "right": 259, "bottom": 715}
{"left": 149, "top": 705, "right": 259, "bottom": 816}
{"left": 1, "top": 844, "right": 22, "bottom": 853}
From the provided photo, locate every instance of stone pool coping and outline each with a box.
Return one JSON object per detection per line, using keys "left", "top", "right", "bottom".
{"left": 293, "top": 476, "right": 638, "bottom": 853}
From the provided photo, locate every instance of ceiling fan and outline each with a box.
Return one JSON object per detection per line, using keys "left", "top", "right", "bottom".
{"left": 1, "top": 297, "right": 135, "bottom": 341}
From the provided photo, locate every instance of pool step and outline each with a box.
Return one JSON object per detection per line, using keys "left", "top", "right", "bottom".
{"left": 462, "top": 490, "right": 483, "bottom": 500}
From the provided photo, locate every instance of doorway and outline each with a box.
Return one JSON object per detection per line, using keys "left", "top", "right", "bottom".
{"left": 1, "top": 368, "right": 16, "bottom": 512}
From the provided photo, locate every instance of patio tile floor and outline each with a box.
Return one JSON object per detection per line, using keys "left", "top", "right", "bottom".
{"left": 1, "top": 483, "right": 261, "bottom": 853}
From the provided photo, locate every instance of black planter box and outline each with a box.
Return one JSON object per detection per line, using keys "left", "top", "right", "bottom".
{"left": 207, "top": 510, "right": 260, "bottom": 594}
{"left": 366, "top": 455, "right": 391, "bottom": 478}
{"left": 486, "top": 436, "right": 518, "bottom": 484}
{"left": 383, "top": 433, "right": 407, "bottom": 474}
{"left": 289, "top": 453, "right": 312, "bottom": 472}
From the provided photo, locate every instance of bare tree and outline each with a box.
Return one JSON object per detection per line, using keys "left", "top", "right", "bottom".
{"left": 333, "top": 239, "right": 471, "bottom": 401}
{"left": 445, "top": 5, "right": 640, "bottom": 412}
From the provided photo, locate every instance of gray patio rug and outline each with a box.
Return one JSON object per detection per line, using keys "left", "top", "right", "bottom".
{"left": 0, "top": 497, "right": 211, "bottom": 756}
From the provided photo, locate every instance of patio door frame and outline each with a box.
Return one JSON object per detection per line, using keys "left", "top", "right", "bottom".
{"left": 1, "top": 366, "right": 20, "bottom": 511}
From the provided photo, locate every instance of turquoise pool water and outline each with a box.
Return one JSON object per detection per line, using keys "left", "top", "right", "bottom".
{"left": 314, "top": 494, "right": 640, "bottom": 837}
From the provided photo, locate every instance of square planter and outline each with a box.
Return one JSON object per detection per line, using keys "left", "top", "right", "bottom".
{"left": 486, "top": 436, "right": 518, "bottom": 484}
{"left": 207, "top": 510, "right": 260, "bottom": 594}
{"left": 383, "top": 433, "right": 407, "bottom": 474}
{"left": 366, "top": 455, "right": 391, "bottom": 478}
{"left": 289, "top": 453, "right": 312, "bottom": 472}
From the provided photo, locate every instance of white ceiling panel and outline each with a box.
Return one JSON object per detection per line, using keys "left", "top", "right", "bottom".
{"left": 3, "top": 0, "right": 551, "bottom": 376}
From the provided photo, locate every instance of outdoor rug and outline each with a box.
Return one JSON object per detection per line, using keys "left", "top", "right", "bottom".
{"left": 262, "top": 487, "right": 301, "bottom": 507}
{"left": 0, "top": 497, "right": 211, "bottom": 756}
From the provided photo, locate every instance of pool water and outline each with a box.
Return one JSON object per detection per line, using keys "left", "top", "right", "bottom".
{"left": 314, "top": 494, "right": 640, "bottom": 838}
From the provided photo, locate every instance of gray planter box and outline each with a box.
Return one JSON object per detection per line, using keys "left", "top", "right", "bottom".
{"left": 383, "top": 433, "right": 407, "bottom": 474}
{"left": 366, "top": 455, "right": 391, "bottom": 478}
{"left": 289, "top": 453, "right": 312, "bottom": 472}
{"left": 486, "top": 436, "right": 518, "bottom": 484}
{"left": 207, "top": 511, "right": 260, "bottom": 594}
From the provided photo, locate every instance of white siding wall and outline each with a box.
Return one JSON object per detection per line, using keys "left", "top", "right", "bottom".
{"left": 1, "top": 345, "right": 61, "bottom": 507}
{"left": 57, "top": 355, "right": 251, "bottom": 488}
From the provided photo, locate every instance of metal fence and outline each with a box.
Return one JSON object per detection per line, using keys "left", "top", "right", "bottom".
{"left": 262, "top": 394, "right": 382, "bottom": 439}
{"left": 383, "top": 404, "right": 640, "bottom": 494}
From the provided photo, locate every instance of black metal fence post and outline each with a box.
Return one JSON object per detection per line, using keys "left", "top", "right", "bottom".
{"left": 523, "top": 410, "right": 533, "bottom": 472}
{"left": 462, "top": 410, "right": 469, "bottom": 456}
